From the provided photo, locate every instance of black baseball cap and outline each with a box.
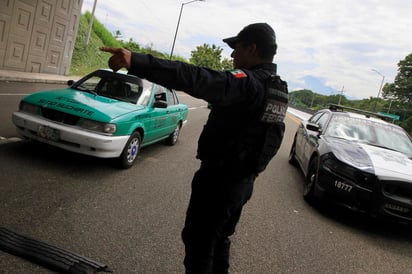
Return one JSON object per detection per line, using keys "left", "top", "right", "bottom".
{"left": 223, "top": 23, "right": 277, "bottom": 53}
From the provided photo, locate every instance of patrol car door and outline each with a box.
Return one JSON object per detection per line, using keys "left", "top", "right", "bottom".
{"left": 302, "top": 112, "right": 329, "bottom": 169}
{"left": 296, "top": 112, "right": 322, "bottom": 164}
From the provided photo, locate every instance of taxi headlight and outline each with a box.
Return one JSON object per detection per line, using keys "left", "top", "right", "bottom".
{"left": 20, "top": 102, "right": 39, "bottom": 114}
{"left": 81, "top": 119, "right": 116, "bottom": 134}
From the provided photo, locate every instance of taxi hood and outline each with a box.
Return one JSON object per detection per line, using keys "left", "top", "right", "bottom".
{"left": 23, "top": 88, "right": 144, "bottom": 122}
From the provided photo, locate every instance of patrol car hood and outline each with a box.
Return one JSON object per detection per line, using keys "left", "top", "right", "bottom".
{"left": 326, "top": 137, "right": 412, "bottom": 182}
{"left": 23, "top": 88, "right": 144, "bottom": 121}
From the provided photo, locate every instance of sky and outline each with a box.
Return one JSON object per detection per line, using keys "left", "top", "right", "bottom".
{"left": 81, "top": 0, "right": 412, "bottom": 100}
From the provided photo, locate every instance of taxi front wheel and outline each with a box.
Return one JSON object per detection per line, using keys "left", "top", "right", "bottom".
{"left": 118, "top": 131, "right": 141, "bottom": 169}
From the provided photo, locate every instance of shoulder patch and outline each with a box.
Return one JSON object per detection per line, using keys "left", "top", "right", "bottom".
{"left": 229, "top": 69, "right": 247, "bottom": 79}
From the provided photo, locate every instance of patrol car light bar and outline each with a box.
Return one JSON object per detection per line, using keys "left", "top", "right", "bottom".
{"left": 327, "top": 104, "right": 391, "bottom": 122}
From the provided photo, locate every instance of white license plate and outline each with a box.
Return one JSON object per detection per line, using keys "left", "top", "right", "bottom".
{"left": 38, "top": 125, "right": 60, "bottom": 141}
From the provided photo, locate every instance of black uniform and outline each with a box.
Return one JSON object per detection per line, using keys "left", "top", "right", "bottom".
{"left": 128, "top": 53, "right": 287, "bottom": 274}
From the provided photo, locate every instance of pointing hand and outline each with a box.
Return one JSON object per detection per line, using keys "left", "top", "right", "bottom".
{"left": 99, "top": 47, "right": 132, "bottom": 72}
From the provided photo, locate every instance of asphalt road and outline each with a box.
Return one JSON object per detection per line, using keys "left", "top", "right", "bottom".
{"left": 1, "top": 82, "right": 68, "bottom": 139}
{"left": 1, "top": 82, "right": 412, "bottom": 273}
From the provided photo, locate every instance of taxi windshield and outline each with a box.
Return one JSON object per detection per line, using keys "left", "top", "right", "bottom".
{"left": 73, "top": 73, "right": 145, "bottom": 105}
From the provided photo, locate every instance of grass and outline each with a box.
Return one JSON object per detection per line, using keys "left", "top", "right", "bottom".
{"left": 69, "top": 12, "right": 184, "bottom": 76}
{"left": 69, "top": 13, "right": 117, "bottom": 75}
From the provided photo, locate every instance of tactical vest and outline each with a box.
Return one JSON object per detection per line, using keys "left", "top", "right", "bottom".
{"left": 255, "top": 73, "right": 288, "bottom": 173}
{"left": 196, "top": 69, "right": 288, "bottom": 176}
{"left": 237, "top": 71, "right": 288, "bottom": 175}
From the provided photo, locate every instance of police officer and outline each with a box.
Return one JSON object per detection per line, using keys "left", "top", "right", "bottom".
{"left": 100, "top": 22, "right": 288, "bottom": 274}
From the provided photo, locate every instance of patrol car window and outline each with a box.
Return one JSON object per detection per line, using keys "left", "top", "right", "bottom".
{"left": 373, "top": 123, "right": 412, "bottom": 156}
{"left": 308, "top": 112, "right": 324, "bottom": 124}
{"left": 326, "top": 116, "right": 412, "bottom": 156}
{"left": 316, "top": 113, "right": 329, "bottom": 130}
{"left": 326, "top": 117, "right": 369, "bottom": 141}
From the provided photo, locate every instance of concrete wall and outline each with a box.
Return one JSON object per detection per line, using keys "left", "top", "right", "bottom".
{"left": 0, "top": 0, "right": 83, "bottom": 75}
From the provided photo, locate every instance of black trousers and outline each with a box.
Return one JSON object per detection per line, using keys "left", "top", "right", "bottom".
{"left": 182, "top": 163, "right": 255, "bottom": 274}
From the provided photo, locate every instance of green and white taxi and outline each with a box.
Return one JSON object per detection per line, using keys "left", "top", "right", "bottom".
{"left": 12, "top": 69, "right": 188, "bottom": 168}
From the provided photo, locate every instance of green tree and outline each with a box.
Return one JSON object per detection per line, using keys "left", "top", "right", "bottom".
{"left": 381, "top": 52, "right": 412, "bottom": 132}
{"left": 113, "top": 30, "right": 122, "bottom": 39}
{"left": 400, "top": 116, "right": 412, "bottom": 135}
{"left": 122, "top": 38, "right": 140, "bottom": 52}
{"left": 70, "top": 13, "right": 113, "bottom": 75}
{"left": 383, "top": 52, "right": 412, "bottom": 104}
{"left": 190, "top": 44, "right": 225, "bottom": 71}
{"left": 288, "top": 89, "right": 314, "bottom": 107}
{"left": 221, "top": 58, "right": 233, "bottom": 71}
{"left": 85, "top": 11, "right": 121, "bottom": 48}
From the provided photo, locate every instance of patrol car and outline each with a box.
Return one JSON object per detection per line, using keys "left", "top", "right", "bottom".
{"left": 288, "top": 104, "right": 412, "bottom": 223}
{"left": 12, "top": 69, "right": 188, "bottom": 168}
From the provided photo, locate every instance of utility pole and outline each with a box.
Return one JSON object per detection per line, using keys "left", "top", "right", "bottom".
{"left": 310, "top": 92, "right": 315, "bottom": 108}
{"left": 85, "top": 0, "right": 98, "bottom": 46}
{"left": 372, "top": 69, "right": 385, "bottom": 112}
{"left": 169, "top": 0, "right": 205, "bottom": 59}
{"left": 338, "top": 86, "right": 344, "bottom": 105}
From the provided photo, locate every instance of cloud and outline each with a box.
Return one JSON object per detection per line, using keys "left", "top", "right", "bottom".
{"left": 82, "top": 0, "right": 412, "bottom": 100}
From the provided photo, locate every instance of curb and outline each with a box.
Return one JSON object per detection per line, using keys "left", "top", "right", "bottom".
{"left": 0, "top": 77, "right": 70, "bottom": 85}
{"left": 0, "top": 70, "right": 81, "bottom": 84}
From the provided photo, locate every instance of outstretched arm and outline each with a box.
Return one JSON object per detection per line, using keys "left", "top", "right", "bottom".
{"left": 99, "top": 47, "right": 132, "bottom": 72}
{"left": 100, "top": 46, "right": 255, "bottom": 106}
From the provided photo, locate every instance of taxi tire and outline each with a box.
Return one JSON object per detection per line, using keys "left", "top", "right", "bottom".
{"left": 165, "top": 123, "right": 181, "bottom": 146}
{"left": 304, "top": 156, "right": 318, "bottom": 203}
{"left": 118, "top": 131, "right": 141, "bottom": 169}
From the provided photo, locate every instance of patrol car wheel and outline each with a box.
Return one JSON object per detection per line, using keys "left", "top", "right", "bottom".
{"left": 304, "top": 156, "right": 318, "bottom": 203}
{"left": 119, "top": 131, "right": 141, "bottom": 169}
{"left": 288, "top": 138, "right": 298, "bottom": 166}
{"left": 165, "top": 123, "right": 181, "bottom": 146}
